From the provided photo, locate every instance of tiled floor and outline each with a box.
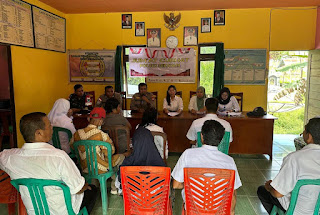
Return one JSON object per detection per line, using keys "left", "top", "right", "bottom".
{"left": 0, "top": 134, "right": 298, "bottom": 215}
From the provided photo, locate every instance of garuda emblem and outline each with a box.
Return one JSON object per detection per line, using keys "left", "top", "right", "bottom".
{"left": 164, "top": 12, "right": 181, "bottom": 31}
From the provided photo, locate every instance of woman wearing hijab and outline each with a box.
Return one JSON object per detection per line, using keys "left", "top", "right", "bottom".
{"left": 217, "top": 87, "right": 240, "bottom": 112}
{"left": 163, "top": 85, "right": 183, "bottom": 114}
{"left": 137, "top": 108, "right": 168, "bottom": 159}
{"left": 116, "top": 126, "right": 166, "bottom": 193}
{"left": 48, "top": 98, "right": 76, "bottom": 154}
{"left": 188, "top": 86, "right": 207, "bottom": 114}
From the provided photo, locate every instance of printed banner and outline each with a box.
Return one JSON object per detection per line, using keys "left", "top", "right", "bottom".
{"left": 68, "top": 50, "right": 115, "bottom": 83}
{"left": 129, "top": 47, "right": 196, "bottom": 83}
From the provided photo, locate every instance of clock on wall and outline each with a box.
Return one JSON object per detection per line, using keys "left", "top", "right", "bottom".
{"left": 166, "top": 35, "right": 178, "bottom": 49}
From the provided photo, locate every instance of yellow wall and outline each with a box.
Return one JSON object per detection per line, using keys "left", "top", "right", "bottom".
{"left": 11, "top": 0, "right": 67, "bottom": 147}
{"left": 67, "top": 8, "right": 317, "bottom": 111}
{"left": 11, "top": 4, "right": 317, "bottom": 146}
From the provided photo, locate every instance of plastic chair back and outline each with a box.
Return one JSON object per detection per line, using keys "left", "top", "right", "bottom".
{"left": 190, "top": 91, "right": 196, "bottom": 99}
{"left": 102, "top": 125, "right": 130, "bottom": 154}
{"left": 151, "top": 91, "right": 158, "bottom": 110}
{"left": 73, "top": 140, "right": 114, "bottom": 215}
{"left": 52, "top": 127, "right": 72, "bottom": 150}
{"left": 271, "top": 179, "right": 320, "bottom": 215}
{"left": 197, "top": 131, "right": 230, "bottom": 154}
{"left": 176, "top": 91, "right": 182, "bottom": 98}
{"left": 150, "top": 131, "right": 168, "bottom": 163}
{"left": 73, "top": 140, "right": 114, "bottom": 178}
{"left": 11, "top": 178, "right": 88, "bottom": 215}
{"left": 184, "top": 168, "right": 235, "bottom": 214}
{"left": 121, "top": 166, "right": 172, "bottom": 215}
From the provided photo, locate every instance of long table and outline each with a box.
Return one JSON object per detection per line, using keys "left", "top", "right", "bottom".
{"left": 73, "top": 111, "right": 277, "bottom": 159}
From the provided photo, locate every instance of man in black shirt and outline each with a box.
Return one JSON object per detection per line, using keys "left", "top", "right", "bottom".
{"left": 69, "top": 84, "right": 86, "bottom": 112}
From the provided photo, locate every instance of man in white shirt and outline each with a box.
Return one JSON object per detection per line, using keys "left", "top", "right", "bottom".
{"left": 148, "top": 30, "right": 160, "bottom": 47}
{"left": 0, "top": 112, "right": 98, "bottom": 214}
{"left": 257, "top": 117, "right": 320, "bottom": 214}
{"left": 184, "top": 28, "right": 197, "bottom": 45}
{"left": 172, "top": 120, "right": 242, "bottom": 215}
{"left": 187, "top": 98, "right": 233, "bottom": 145}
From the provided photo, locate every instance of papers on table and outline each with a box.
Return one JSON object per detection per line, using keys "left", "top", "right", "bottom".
{"left": 228, "top": 112, "right": 242, "bottom": 117}
{"left": 217, "top": 111, "right": 242, "bottom": 117}
{"left": 168, "top": 112, "right": 179, "bottom": 117}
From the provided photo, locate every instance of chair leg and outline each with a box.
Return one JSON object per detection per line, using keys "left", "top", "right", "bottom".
{"left": 0, "top": 135, "right": 3, "bottom": 151}
{"left": 18, "top": 195, "right": 27, "bottom": 215}
{"left": 9, "top": 133, "right": 14, "bottom": 148}
{"left": 99, "top": 177, "right": 108, "bottom": 215}
{"left": 7, "top": 203, "right": 15, "bottom": 215}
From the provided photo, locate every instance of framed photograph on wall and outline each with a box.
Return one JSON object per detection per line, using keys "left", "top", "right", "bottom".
{"left": 122, "top": 14, "right": 132, "bottom": 29}
{"left": 214, "top": 10, "right": 225, "bottom": 25}
{"left": 135, "top": 22, "right": 145, "bottom": 36}
{"left": 147, "top": 28, "right": 161, "bottom": 47}
{"left": 201, "top": 18, "right": 211, "bottom": 33}
{"left": 184, "top": 26, "right": 198, "bottom": 46}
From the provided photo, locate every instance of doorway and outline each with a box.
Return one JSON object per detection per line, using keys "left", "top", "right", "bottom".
{"left": 0, "top": 44, "right": 17, "bottom": 150}
{"left": 268, "top": 51, "right": 308, "bottom": 135}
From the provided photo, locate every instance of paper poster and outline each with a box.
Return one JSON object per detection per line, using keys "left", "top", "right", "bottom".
{"left": 32, "top": 6, "right": 65, "bottom": 52}
{"left": 129, "top": 47, "right": 196, "bottom": 83}
{"left": 224, "top": 49, "right": 267, "bottom": 85}
{"left": 68, "top": 50, "right": 115, "bottom": 83}
{"left": 0, "top": 0, "right": 34, "bottom": 47}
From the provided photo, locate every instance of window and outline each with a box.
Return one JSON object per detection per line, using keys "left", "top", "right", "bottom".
{"left": 123, "top": 46, "right": 146, "bottom": 97}
{"left": 198, "top": 44, "right": 217, "bottom": 97}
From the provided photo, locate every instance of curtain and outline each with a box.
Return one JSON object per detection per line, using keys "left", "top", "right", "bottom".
{"left": 115, "top": 45, "right": 123, "bottom": 92}
{"left": 213, "top": 43, "right": 225, "bottom": 97}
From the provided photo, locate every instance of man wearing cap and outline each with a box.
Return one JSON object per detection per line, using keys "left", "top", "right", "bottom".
{"left": 95, "top": 86, "right": 122, "bottom": 108}
{"left": 148, "top": 30, "right": 160, "bottom": 47}
{"left": 184, "top": 28, "right": 197, "bottom": 45}
{"left": 71, "top": 107, "right": 125, "bottom": 195}
{"left": 130, "top": 83, "right": 156, "bottom": 112}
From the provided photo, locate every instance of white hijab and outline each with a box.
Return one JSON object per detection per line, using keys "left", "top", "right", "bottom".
{"left": 48, "top": 99, "right": 72, "bottom": 126}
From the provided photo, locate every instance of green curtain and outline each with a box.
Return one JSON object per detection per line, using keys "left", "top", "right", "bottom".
{"left": 115, "top": 45, "right": 123, "bottom": 92}
{"left": 213, "top": 43, "right": 225, "bottom": 97}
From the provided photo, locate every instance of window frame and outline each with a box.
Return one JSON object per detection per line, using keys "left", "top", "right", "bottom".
{"left": 122, "top": 45, "right": 146, "bottom": 97}
{"left": 198, "top": 43, "right": 217, "bottom": 93}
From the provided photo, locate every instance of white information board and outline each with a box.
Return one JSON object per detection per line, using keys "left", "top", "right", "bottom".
{"left": 0, "top": 0, "right": 34, "bottom": 47}
{"left": 32, "top": 6, "right": 65, "bottom": 52}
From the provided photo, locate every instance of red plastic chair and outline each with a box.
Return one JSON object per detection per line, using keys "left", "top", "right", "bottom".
{"left": 183, "top": 168, "right": 235, "bottom": 215}
{"left": 0, "top": 170, "right": 27, "bottom": 215}
{"left": 121, "top": 166, "right": 172, "bottom": 215}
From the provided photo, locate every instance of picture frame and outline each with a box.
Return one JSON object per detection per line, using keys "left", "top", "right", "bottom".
{"left": 122, "top": 14, "right": 132, "bottom": 29}
{"left": 183, "top": 26, "right": 198, "bottom": 46}
{"left": 135, "top": 22, "right": 145, "bottom": 36}
{"left": 214, "top": 10, "right": 225, "bottom": 26}
{"left": 201, "top": 18, "right": 211, "bottom": 33}
{"left": 147, "top": 28, "right": 161, "bottom": 47}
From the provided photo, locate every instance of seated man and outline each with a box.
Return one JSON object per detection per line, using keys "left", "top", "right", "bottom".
{"left": 172, "top": 120, "right": 242, "bottom": 215}
{"left": 186, "top": 98, "right": 233, "bottom": 145}
{"left": 102, "top": 98, "right": 132, "bottom": 155}
{"left": 71, "top": 107, "right": 125, "bottom": 195}
{"left": 96, "top": 85, "right": 122, "bottom": 108}
{"left": 257, "top": 117, "right": 320, "bottom": 214}
{"left": 69, "top": 84, "right": 87, "bottom": 112}
{"left": 130, "top": 83, "right": 155, "bottom": 112}
{"left": 0, "top": 112, "right": 98, "bottom": 214}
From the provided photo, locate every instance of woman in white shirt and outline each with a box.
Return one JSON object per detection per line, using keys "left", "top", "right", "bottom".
{"left": 188, "top": 86, "right": 206, "bottom": 114}
{"left": 48, "top": 98, "right": 76, "bottom": 154}
{"left": 217, "top": 87, "right": 240, "bottom": 112}
{"left": 163, "top": 85, "right": 183, "bottom": 114}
